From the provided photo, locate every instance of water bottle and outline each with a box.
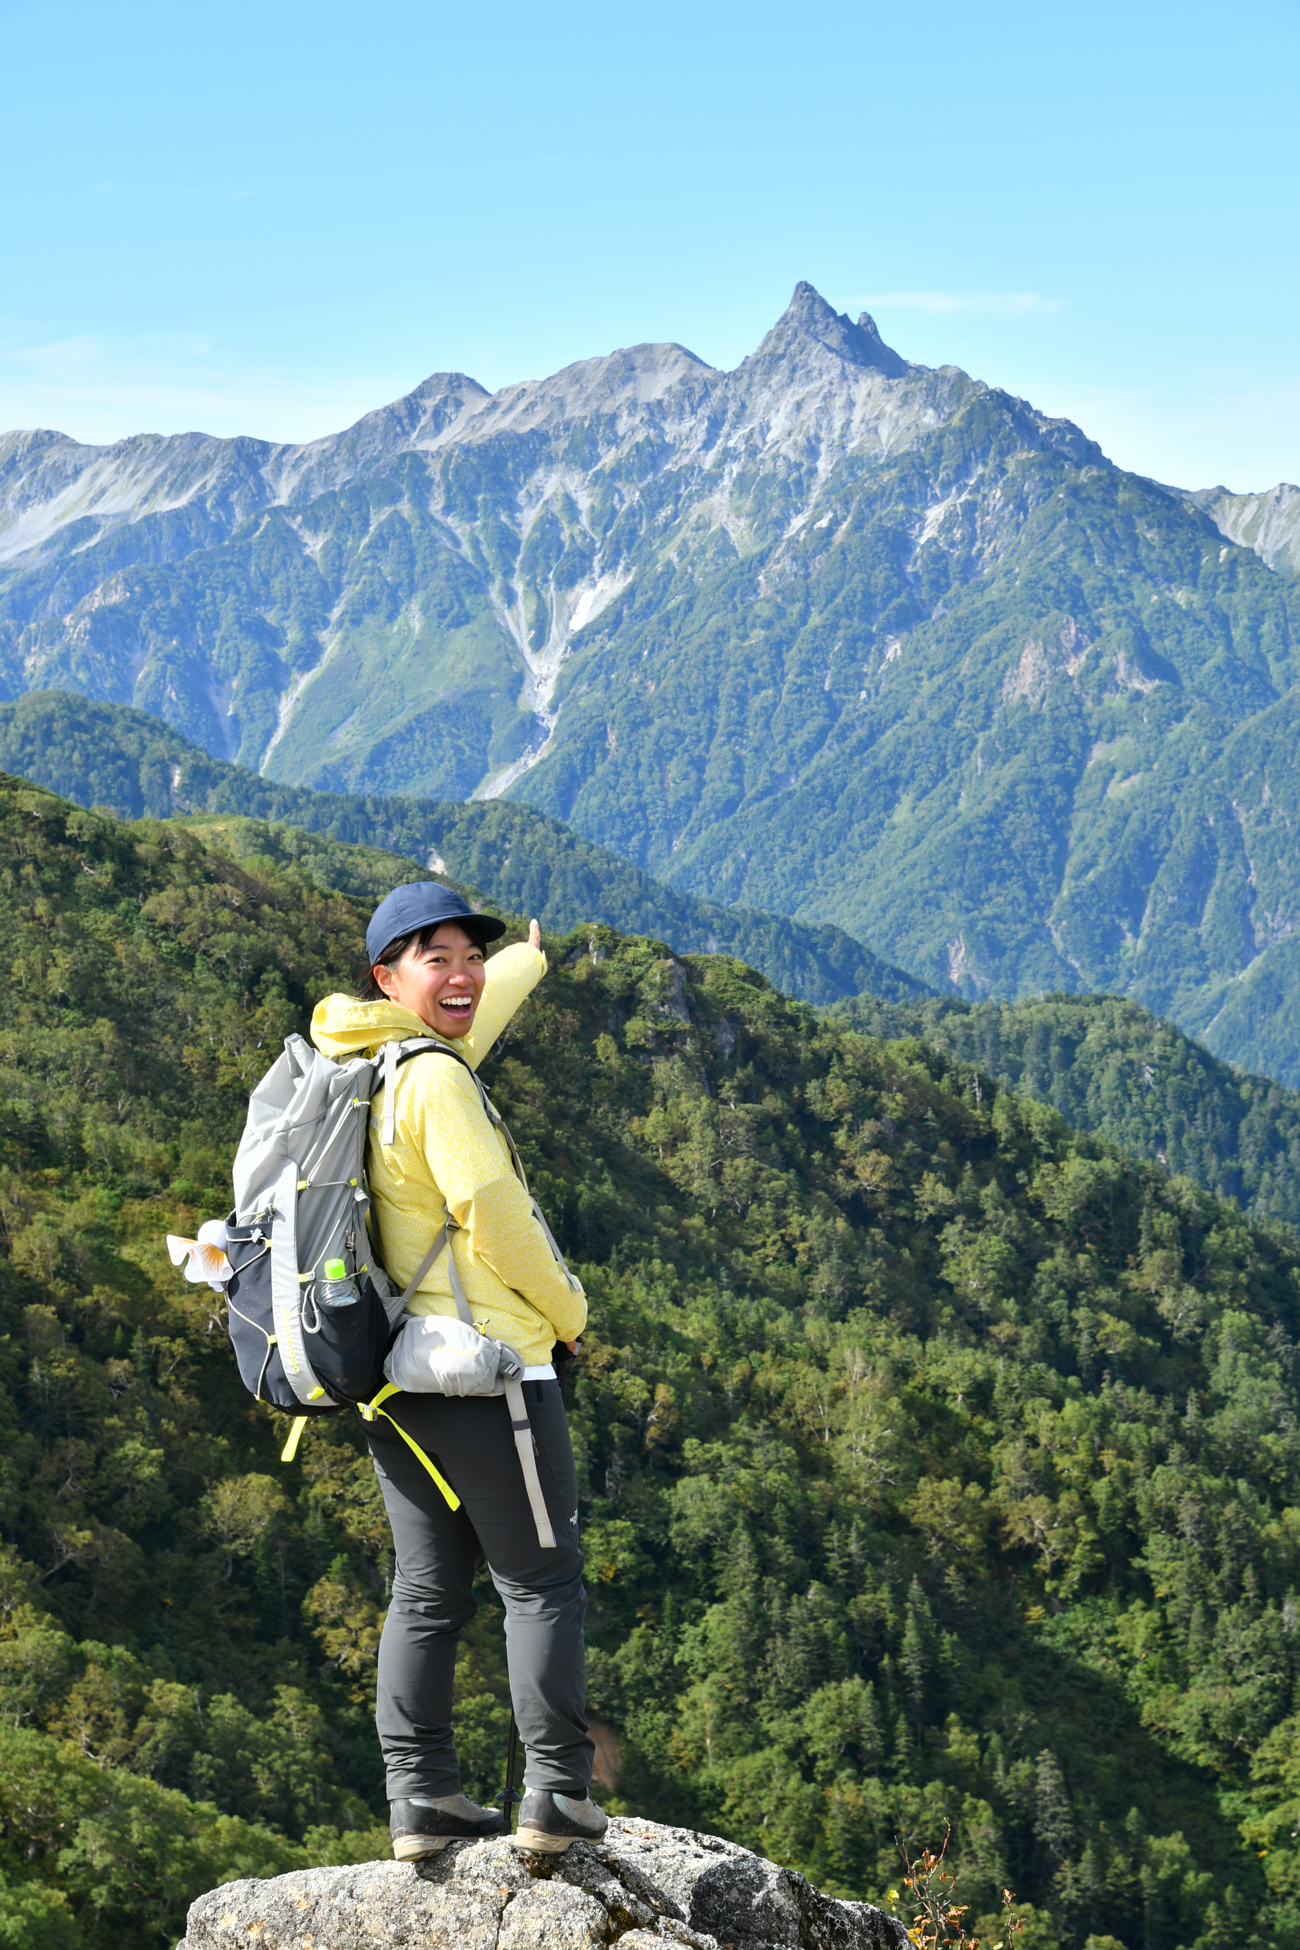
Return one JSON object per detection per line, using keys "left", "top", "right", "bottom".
{"left": 318, "top": 1257, "right": 360, "bottom": 1308}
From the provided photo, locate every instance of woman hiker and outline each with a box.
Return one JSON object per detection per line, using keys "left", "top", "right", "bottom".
{"left": 310, "top": 881, "right": 604, "bottom": 1861}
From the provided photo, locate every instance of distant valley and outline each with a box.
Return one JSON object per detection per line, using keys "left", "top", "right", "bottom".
{"left": 0, "top": 688, "right": 925, "bottom": 1008}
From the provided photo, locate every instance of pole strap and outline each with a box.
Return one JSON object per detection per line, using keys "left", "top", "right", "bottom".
{"left": 504, "top": 1374, "right": 556, "bottom": 1549}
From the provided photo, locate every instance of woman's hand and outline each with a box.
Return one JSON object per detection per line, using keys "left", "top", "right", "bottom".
{"left": 529, "top": 918, "right": 541, "bottom": 951}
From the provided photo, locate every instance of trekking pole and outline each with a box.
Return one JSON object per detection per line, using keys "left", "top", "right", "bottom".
{"left": 499, "top": 1713, "right": 520, "bottom": 1833}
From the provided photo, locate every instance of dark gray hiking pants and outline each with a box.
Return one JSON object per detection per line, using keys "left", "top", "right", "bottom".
{"left": 365, "top": 1378, "right": 593, "bottom": 1801}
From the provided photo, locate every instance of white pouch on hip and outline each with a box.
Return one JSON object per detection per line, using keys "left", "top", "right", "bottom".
{"left": 380, "top": 1214, "right": 556, "bottom": 1549}
{"left": 384, "top": 1310, "right": 523, "bottom": 1396}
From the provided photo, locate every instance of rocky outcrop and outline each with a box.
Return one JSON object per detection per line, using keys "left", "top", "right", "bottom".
{"left": 178, "top": 1818, "right": 908, "bottom": 1950}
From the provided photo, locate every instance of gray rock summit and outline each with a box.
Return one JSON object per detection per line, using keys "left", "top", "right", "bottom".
{"left": 744, "top": 281, "right": 910, "bottom": 379}
{"left": 1186, "top": 479, "right": 1300, "bottom": 575}
{"left": 178, "top": 1819, "right": 908, "bottom": 1950}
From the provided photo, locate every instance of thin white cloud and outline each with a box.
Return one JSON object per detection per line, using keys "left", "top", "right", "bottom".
{"left": 10, "top": 332, "right": 212, "bottom": 378}
{"left": 0, "top": 328, "right": 415, "bottom": 445}
{"left": 1032, "top": 377, "right": 1300, "bottom": 496}
{"left": 858, "top": 291, "right": 1067, "bottom": 320}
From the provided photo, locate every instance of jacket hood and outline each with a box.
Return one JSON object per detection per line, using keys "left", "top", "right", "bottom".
{"left": 311, "top": 993, "right": 443, "bottom": 1061}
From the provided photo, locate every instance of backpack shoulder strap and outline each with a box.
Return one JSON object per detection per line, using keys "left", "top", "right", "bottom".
{"left": 378, "top": 1039, "right": 471, "bottom": 1146}
{"left": 377, "top": 1035, "right": 578, "bottom": 1301}
{"left": 402, "top": 1041, "right": 581, "bottom": 1296}
{"left": 371, "top": 1040, "right": 490, "bottom": 1318}
{"left": 394, "top": 1038, "right": 471, "bottom": 1071}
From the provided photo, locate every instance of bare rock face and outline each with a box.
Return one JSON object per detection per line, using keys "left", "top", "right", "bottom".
{"left": 179, "top": 1817, "right": 908, "bottom": 1950}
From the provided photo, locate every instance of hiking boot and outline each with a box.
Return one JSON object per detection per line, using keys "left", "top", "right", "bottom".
{"left": 390, "top": 1793, "right": 505, "bottom": 1860}
{"left": 511, "top": 1788, "right": 609, "bottom": 1854}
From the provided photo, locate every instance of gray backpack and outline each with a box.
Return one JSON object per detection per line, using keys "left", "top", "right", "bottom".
{"left": 220, "top": 1031, "right": 566, "bottom": 1547}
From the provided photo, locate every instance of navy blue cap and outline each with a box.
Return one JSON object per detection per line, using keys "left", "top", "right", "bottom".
{"left": 366, "top": 882, "right": 507, "bottom": 964}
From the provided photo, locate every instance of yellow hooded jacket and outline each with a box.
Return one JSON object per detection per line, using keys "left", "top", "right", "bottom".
{"left": 310, "top": 942, "right": 586, "bottom": 1369}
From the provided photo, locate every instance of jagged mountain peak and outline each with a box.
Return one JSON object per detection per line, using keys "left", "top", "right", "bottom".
{"left": 854, "top": 309, "right": 909, "bottom": 373}
{"left": 744, "top": 279, "right": 910, "bottom": 379}
{"left": 0, "top": 427, "right": 92, "bottom": 466}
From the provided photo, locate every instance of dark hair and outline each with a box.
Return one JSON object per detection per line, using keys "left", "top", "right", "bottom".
{"left": 357, "top": 917, "right": 493, "bottom": 1001}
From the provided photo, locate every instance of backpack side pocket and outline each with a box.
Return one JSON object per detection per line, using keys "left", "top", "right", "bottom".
{"left": 301, "top": 1274, "right": 392, "bottom": 1404}
{"left": 225, "top": 1219, "right": 337, "bottom": 1414}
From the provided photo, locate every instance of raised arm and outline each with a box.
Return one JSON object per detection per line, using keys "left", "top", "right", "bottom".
{"left": 414, "top": 1059, "right": 588, "bottom": 1342}
{"left": 461, "top": 923, "right": 546, "bottom": 1072}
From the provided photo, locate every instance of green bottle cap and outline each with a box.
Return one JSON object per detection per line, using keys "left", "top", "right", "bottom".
{"left": 322, "top": 1259, "right": 348, "bottom": 1281}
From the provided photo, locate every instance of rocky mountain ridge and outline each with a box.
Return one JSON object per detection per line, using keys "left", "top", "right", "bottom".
{"left": 1188, "top": 480, "right": 1300, "bottom": 575}
{"left": 0, "top": 283, "right": 1085, "bottom": 795}
{"left": 0, "top": 289, "right": 959, "bottom": 574}
{"left": 5, "top": 285, "right": 1300, "bottom": 1079}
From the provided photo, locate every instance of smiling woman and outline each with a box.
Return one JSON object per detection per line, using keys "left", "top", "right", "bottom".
{"left": 308, "top": 880, "right": 604, "bottom": 1862}
{"left": 374, "top": 924, "right": 485, "bottom": 1030}
{"left": 363, "top": 916, "right": 493, "bottom": 1036}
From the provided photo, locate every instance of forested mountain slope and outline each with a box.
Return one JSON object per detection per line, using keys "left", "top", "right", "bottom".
{"left": 10, "top": 679, "right": 1300, "bottom": 1242}
{"left": 5, "top": 775, "right": 1300, "bottom": 1949}
{"left": 4, "top": 287, "right": 1300, "bottom": 1078}
{"left": 0, "top": 689, "right": 925, "bottom": 1007}
{"left": 833, "top": 989, "right": 1300, "bottom": 1232}
{"left": 511, "top": 381, "right": 1300, "bottom": 1082}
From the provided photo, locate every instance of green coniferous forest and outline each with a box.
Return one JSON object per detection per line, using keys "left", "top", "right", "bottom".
{"left": 7, "top": 773, "right": 1300, "bottom": 1950}
{"left": 831, "top": 992, "right": 1300, "bottom": 1232}
{"left": 16, "top": 690, "right": 1300, "bottom": 1240}
{"left": 0, "top": 690, "right": 927, "bottom": 1009}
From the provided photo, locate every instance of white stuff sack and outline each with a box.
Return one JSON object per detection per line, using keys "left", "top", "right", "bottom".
{"left": 383, "top": 1312, "right": 524, "bottom": 1397}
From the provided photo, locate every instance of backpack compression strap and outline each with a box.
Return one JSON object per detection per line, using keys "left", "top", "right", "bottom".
{"left": 357, "top": 1383, "right": 462, "bottom": 1511}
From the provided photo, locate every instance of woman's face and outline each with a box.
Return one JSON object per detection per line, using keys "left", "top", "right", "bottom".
{"left": 372, "top": 922, "right": 486, "bottom": 1037}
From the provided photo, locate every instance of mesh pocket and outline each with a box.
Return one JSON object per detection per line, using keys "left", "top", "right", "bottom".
{"left": 301, "top": 1275, "right": 391, "bottom": 1403}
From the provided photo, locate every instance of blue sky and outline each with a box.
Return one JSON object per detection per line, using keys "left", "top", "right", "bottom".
{"left": 3, "top": 0, "right": 1297, "bottom": 491}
